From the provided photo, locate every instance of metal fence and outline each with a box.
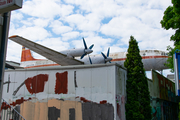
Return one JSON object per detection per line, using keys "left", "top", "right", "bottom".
{"left": 1, "top": 98, "right": 25, "bottom": 120}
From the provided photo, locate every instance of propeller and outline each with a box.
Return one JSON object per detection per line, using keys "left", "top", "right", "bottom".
{"left": 81, "top": 37, "right": 94, "bottom": 59}
{"left": 101, "top": 47, "right": 112, "bottom": 63}
{"left": 88, "top": 54, "right": 92, "bottom": 64}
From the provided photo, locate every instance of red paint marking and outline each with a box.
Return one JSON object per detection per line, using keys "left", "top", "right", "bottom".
{"left": 80, "top": 97, "right": 91, "bottom": 102}
{"left": 117, "top": 103, "right": 121, "bottom": 119}
{"left": 80, "top": 97, "right": 108, "bottom": 104}
{"left": 100, "top": 100, "right": 107, "bottom": 104}
{"left": 1, "top": 97, "right": 32, "bottom": 110}
{"left": 1, "top": 102, "right": 10, "bottom": 110}
{"left": 111, "top": 55, "right": 168, "bottom": 61}
{"left": 55, "top": 71, "right": 68, "bottom": 94}
{"left": 153, "top": 107, "right": 157, "bottom": 117}
{"left": 25, "top": 74, "right": 48, "bottom": 94}
{"left": 10, "top": 97, "right": 32, "bottom": 107}
{"left": 15, "top": 97, "right": 24, "bottom": 105}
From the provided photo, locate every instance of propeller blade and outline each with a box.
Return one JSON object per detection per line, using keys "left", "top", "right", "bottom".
{"left": 83, "top": 37, "right": 88, "bottom": 49}
{"left": 88, "top": 54, "right": 92, "bottom": 64}
{"left": 107, "top": 47, "right": 110, "bottom": 57}
{"left": 89, "top": 44, "right": 94, "bottom": 49}
{"left": 81, "top": 53, "right": 86, "bottom": 59}
{"left": 101, "top": 52, "right": 107, "bottom": 59}
{"left": 101, "top": 48, "right": 112, "bottom": 63}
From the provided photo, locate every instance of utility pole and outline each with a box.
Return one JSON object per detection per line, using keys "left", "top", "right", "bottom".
{"left": 0, "top": 11, "right": 11, "bottom": 109}
{"left": 0, "top": 0, "right": 23, "bottom": 109}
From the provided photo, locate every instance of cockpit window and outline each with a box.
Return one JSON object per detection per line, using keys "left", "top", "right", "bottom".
{"left": 161, "top": 52, "right": 168, "bottom": 56}
{"left": 161, "top": 52, "right": 167, "bottom": 56}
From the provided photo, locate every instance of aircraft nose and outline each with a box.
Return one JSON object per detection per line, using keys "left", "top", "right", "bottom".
{"left": 85, "top": 49, "right": 93, "bottom": 54}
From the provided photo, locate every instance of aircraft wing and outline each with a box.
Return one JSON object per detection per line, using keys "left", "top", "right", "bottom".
{"left": 9, "top": 35, "right": 84, "bottom": 66}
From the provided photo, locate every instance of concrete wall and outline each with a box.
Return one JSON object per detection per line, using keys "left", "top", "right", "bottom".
{"left": 148, "top": 70, "right": 178, "bottom": 120}
{"left": 116, "top": 66, "right": 126, "bottom": 120}
{"left": 149, "top": 70, "right": 176, "bottom": 102}
{"left": 150, "top": 98, "right": 178, "bottom": 120}
{"left": 2, "top": 64, "right": 127, "bottom": 120}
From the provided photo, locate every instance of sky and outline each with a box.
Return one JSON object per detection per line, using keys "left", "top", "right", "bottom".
{"left": 6, "top": 0, "right": 175, "bottom": 77}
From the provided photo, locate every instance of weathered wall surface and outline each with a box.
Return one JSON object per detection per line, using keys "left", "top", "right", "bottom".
{"left": 2, "top": 64, "right": 127, "bottom": 120}
{"left": 116, "top": 66, "right": 126, "bottom": 120}
{"left": 150, "top": 98, "right": 178, "bottom": 120}
{"left": 150, "top": 70, "right": 176, "bottom": 102}
{"left": 20, "top": 99, "right": 83, "bottom": 120}
{"left": 149, "top": 70, "right": 178, "bottom": 120}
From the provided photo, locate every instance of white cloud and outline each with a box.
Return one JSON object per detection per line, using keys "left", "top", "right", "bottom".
{"left": 78, "top": 13, "right": 101, "bottom": 31}
{"left": 21, "top": 0, "right": 74, "bottom": 18}
{"left": 33, "top": 18, "right": 50, "bottom": 27}
{"left": 66, "top": 0, "right": 121, "bottom": 18}
{"left": 147, "top": 0, "right": 172, "bottom": 10}
{"left": 59, "top": 4, "right": 74, "bottom": 17}
{"left": 6, "top": 41, "right": 22, "bottom": 62}
{"left": 11, "top": 11, "right": 23, "bottom": 21}
{"left": 62, "top": 31, "right": 80, "bottom": 41}
{"left": 100, "top": 13, "right": 175, "bottom": 51}
{"left": 37, "top": 37, "right": 70, "bottom": 51}
{"left": 21, "top": 17, "right": 34, "bottom": 26}
{"left": 49, "top": 20, "right": 73, "bottom": 34}
{"left": 110, "top": 45, "right": 127, "bottom": 53}
{"left": 64, "top": 14, "right": 85, "bottom": 28}
{"left": 9, "top": 26, "right": 51, "bottom": 41}
{"left": 20, "top": 17, "right": 51, "bottom": 27}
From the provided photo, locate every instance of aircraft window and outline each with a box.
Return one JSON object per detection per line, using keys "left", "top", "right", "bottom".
{"left": 161, "top": 52, "right": 166, "bottom": 56}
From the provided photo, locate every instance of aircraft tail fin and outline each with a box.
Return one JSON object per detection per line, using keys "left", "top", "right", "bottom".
{"left": 21, "top": 46, "right": 37, "bottom": 62}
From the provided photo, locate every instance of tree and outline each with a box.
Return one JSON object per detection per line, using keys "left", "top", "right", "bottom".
{"left": 160, "top": 0, "right": 180, "bottom": 72}
{"left": 124, "top": 36, "right": 152, "bottom": 120}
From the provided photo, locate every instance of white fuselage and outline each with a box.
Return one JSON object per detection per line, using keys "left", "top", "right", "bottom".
{"left": 20, "top": 50, "right": 169, "bottom": 71}
{"left": 78, "top": 50, "right": 169, "bottom": 71}
{"left": 60, "top": 48, "right": 85, "bottom": 58}
{"left": 60, "top": 48, "right": 93, "bottom": 58}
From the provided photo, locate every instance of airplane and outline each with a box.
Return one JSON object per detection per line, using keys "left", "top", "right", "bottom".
{"left": 76, "top": 48, "right": 112, "bottom": 64}
{"left": 8, "top": 35, "right": 169, "bottom": 71}
{"left": 9, "top": 35, "right": 94, "bottom": 66}
{"left": 80, "top": 49, "right": 169, "bottom": 71}
{"left": 60, "top": 37, "right": 94, "bottom": 59}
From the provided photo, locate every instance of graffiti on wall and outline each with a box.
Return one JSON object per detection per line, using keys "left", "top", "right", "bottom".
{"left": 2, "top": 71, "right": 115, "bottom": 120}
{"left": 1, "top": 98, "right": 114, "bottom": 120}
{"left": 151, "top": 98, "right": 178, "bottom": 120}
{"left": 116, "top": 95, "right": 125, "bottom": 120}
{"left": 55, "top": 71, "right": 68, "bottom": 94}
{"left": 25, "top": 74, "right": 48, "bottom": 94}
{"left": 158, "top": 75, "right": 175, "bottom": 102}
{"left": 152, "top": 70, "right": 176, "bottom": 102}
{"left": 12, "top": 71, "right": 68, "bottom": 96}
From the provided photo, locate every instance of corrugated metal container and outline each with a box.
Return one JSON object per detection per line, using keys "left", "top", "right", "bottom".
{"left": 2, "top": 63, "right": 127, "bottom": 120}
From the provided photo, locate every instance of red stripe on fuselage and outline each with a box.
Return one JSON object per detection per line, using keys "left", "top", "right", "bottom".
{"left": 24, "top": 55, "right": 168, "bottom": 68}
{"left": 111, "top": 55, "right": 169, "bottom": 61}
